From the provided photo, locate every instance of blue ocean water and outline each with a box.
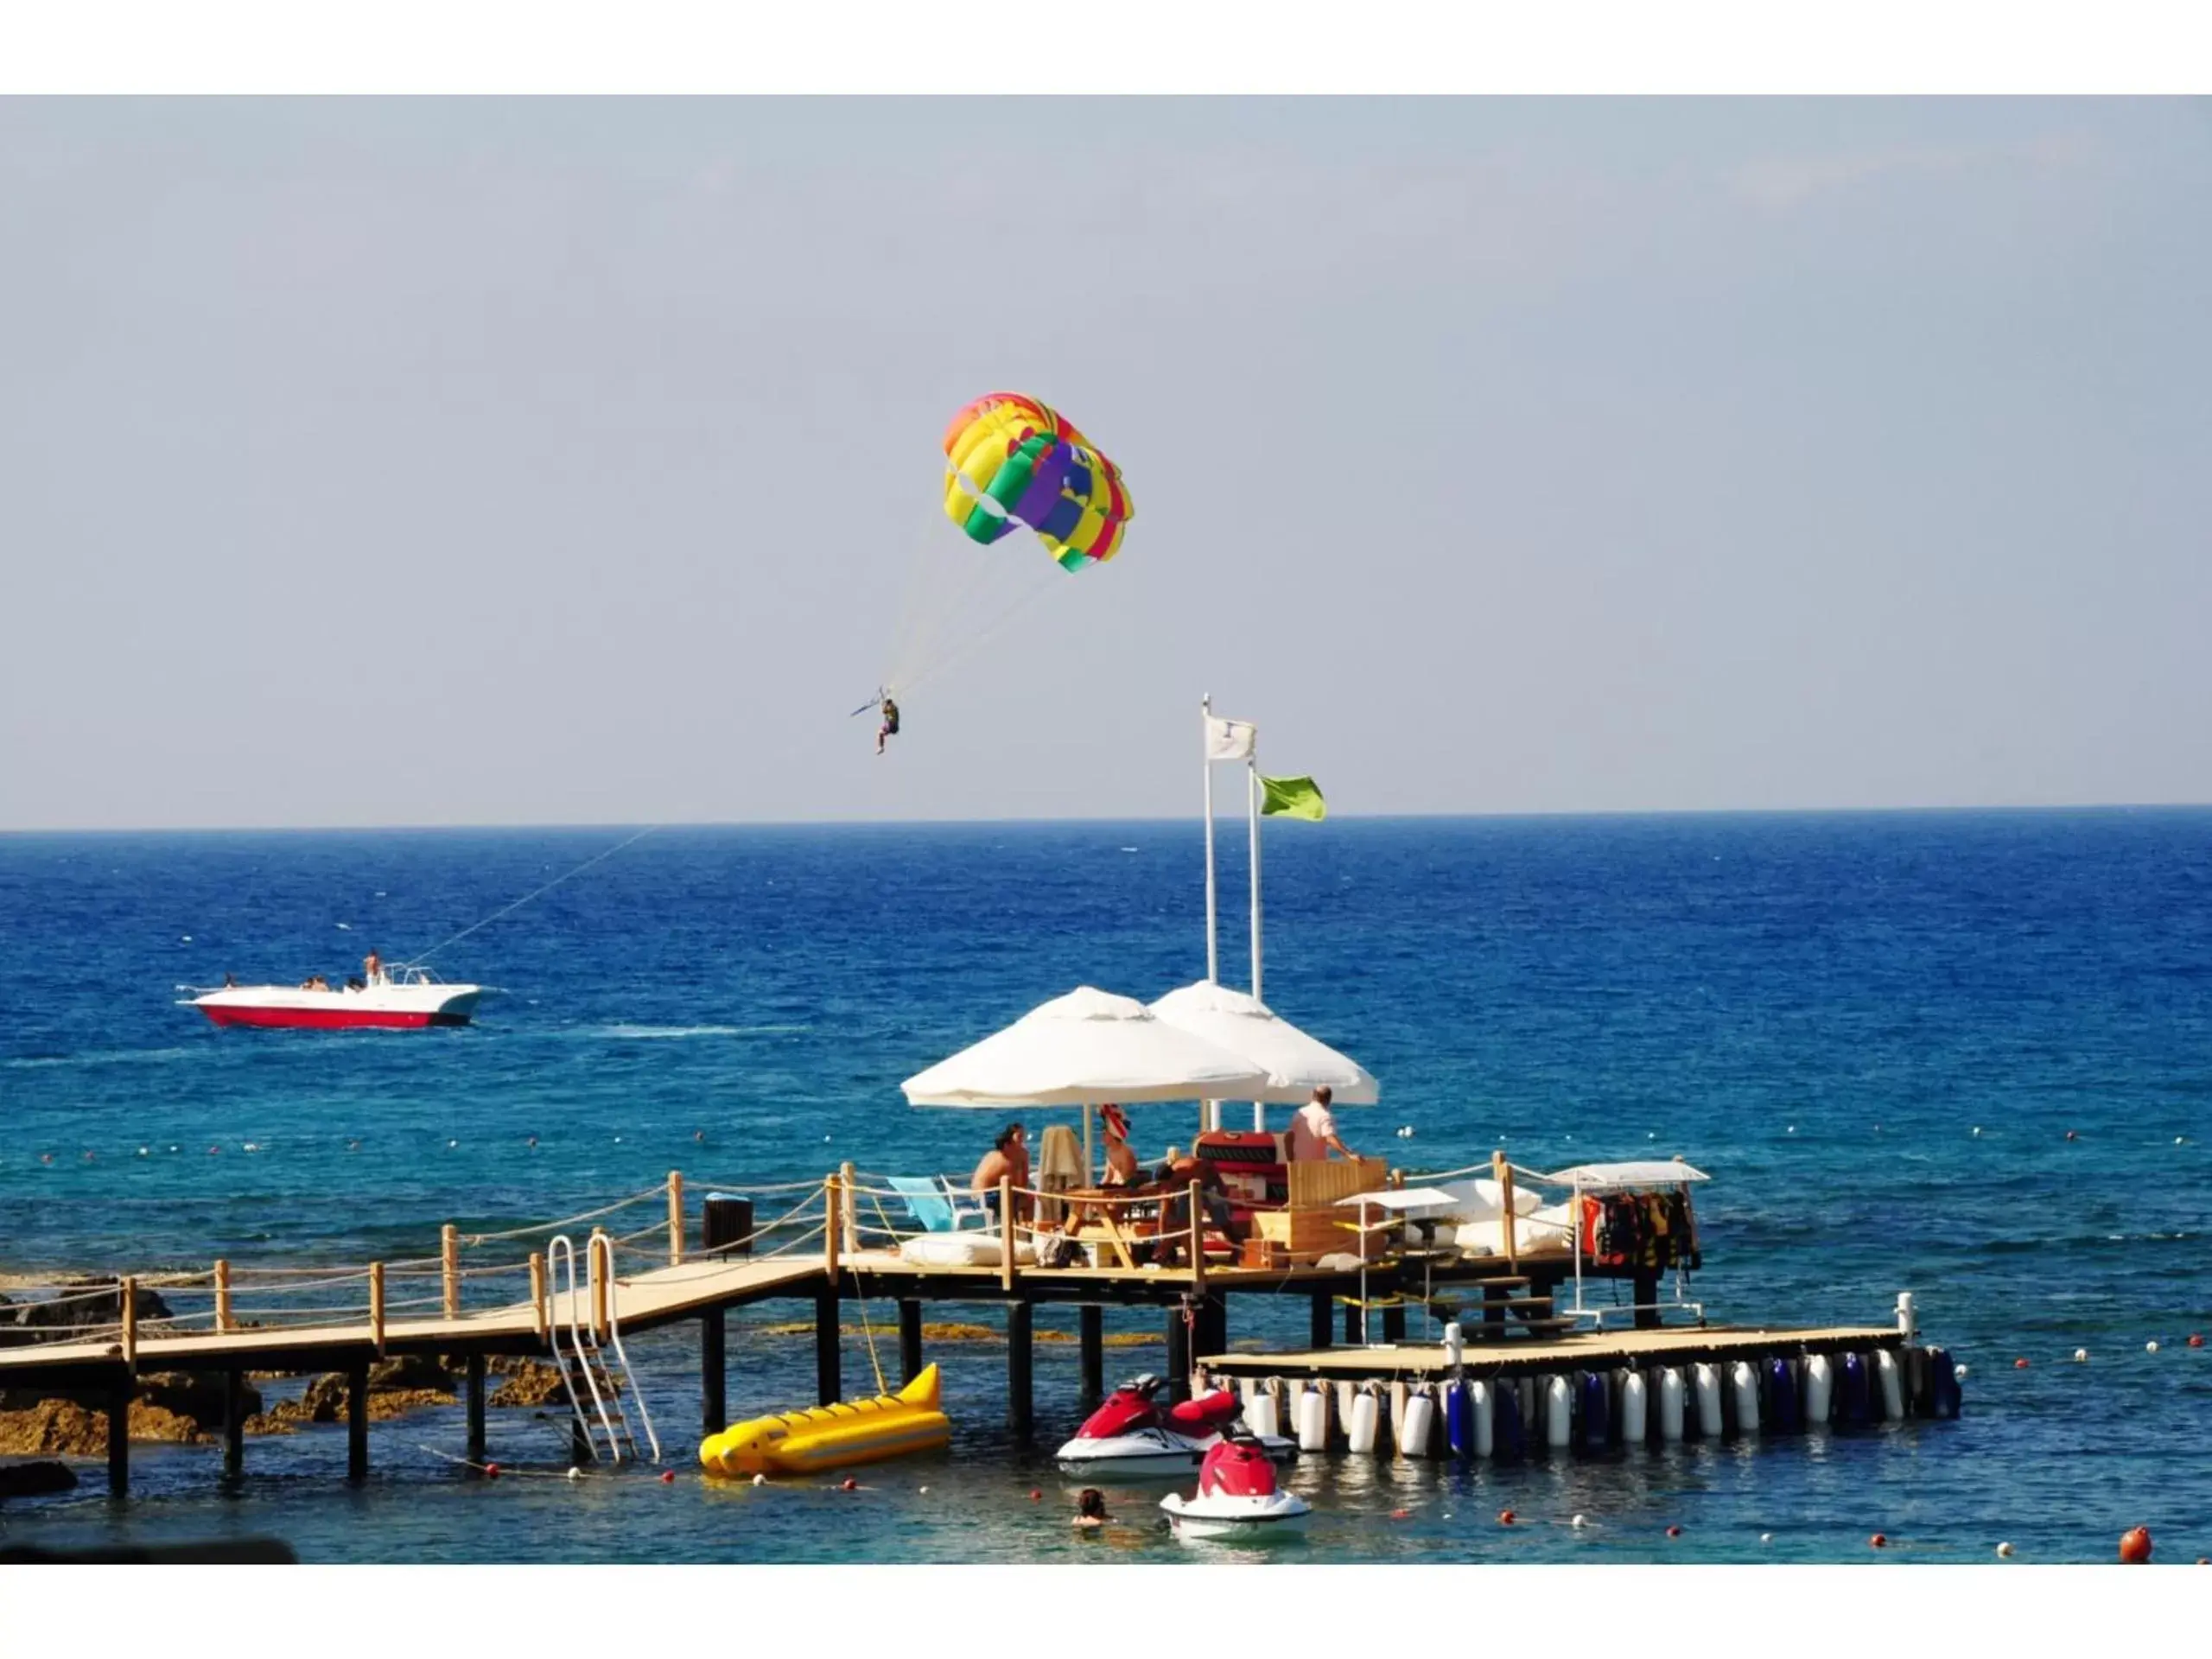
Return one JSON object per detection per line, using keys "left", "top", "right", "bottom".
{"left": 2, "top": 812, "right": 2208, "bottom": 1564}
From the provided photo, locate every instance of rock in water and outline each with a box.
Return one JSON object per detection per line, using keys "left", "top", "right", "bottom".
{"left": 0, "top": 1459, "right": 79, "bottom": 1499}
{"left": 488, "top": 1360, "right": 569, "bottom": 1408}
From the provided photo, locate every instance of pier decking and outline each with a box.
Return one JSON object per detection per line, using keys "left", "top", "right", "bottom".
{"left": 1, "top": 1166, "right": 1944, "bottom": 1496}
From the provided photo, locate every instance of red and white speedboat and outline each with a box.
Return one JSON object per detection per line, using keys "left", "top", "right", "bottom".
{"left": 186, "top": 967, "right": 482, "bottom": 1030}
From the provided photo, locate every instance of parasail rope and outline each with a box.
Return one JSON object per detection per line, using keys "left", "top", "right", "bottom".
{"left": 397, "top": 826, "right": 658, "bottom": 969}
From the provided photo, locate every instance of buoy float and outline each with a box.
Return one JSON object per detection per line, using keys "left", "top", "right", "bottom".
{"left": 1498, "top": 1508, "right": 1516, "bottom": 1525}
{"left": 484, "top": 1461, "right": 500, "bottom": 1479}
{"left": 2074, "top": 1348, "right": 2088, "bottom": 1363}
{"left": 752, "top": 1472, "right": 766, "bottom": 1486}
{"left": 2190, "top": 1334, "right": 2204, "bottom": 1348}
{"left": 1870, "top": 1533, "right": 1887, "bottom": 1548}
{"left": 1666, "top": 1524, "right": 1682, "bottom": 1538}
{"left": 660, "top": 1470, "right": 676, "bottom": 1484}
{"left": 1570, "top": 1513, "right": 1587, "bottom": 1529}
{"left": 2145, "top": 1340, "right": 2160, "bottom": 1353}
{"left": 1389, "top": 1507, "right": 1411, "bottom": 1519}
{"left": 2120, "top": 1525, "right": 2152, "bottom": 1564}
{"left": 1954, "top": 1363, "right": 1970, "bottom": 1381}
{"left": 841, "top": 1477, "right": 858, "bottom": 1491}
{"left": 566, "top": 1467, "right": 582, "bottom": 1482}
{"left": 2013, "top": 1357, "right": 2030, "bottom": 1369}
{"left": 1760, "top": 1532, "right": 1773, "bottom": 1543}
{"left": 1995, "top": 1541, "right": 2013, "bottom": 1558}
{"left": 2065, "top": 1130, "right": 2077, "bottom": 1141}
{"left": 1028, "top": 1488, "right": 1041, "bottom": 1501}
{"left": 918, "top": 1484, "right": 929, "bottom": 1494}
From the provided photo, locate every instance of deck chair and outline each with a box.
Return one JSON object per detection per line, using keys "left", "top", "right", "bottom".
{"left": 887, "top": 1175, "right": 991, "bottom": 1236}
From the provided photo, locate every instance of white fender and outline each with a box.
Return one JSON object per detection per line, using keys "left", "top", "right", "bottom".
{"left": 1544, "top": 1375, "right": 1573, "bottom": 1449}
{"left": 1348, "top": 1388, "right": 1381, "bottom": 1454}
{"left": 1875, "top": 1349, "right": 1904, "bottom": 1421}
{"left": 1467, "top": 1379, "right": 1495, "bottom": 1458}
{"left": 1245, "top": 1389, "right": 1280, "bottom": 1441}
{"left": 1402, "top": 1389, "right": 1438, "bottom": 1459}
{"left": 1694, "top": 1363, "right": 1723, "bottom": 1437}
{"left": 1619, "top": 1370, "right": 1649, "bottom": 1444}
{"left": 1657, "top": 1367, "right": 1686, "bottom": 1441}
{"left": 1805, "top": 1355, "right": 1834, "bottom": 1425}
{"left": 1731, "top": 1360, "right": 1760, "bottom": 1434}
{"left": 1296, "top": 1384, "right": 1329, "bottom": 1452}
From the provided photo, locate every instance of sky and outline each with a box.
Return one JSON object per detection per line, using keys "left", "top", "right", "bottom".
{"left": 1, "top": 97, "right": 2207, "bottom": 830}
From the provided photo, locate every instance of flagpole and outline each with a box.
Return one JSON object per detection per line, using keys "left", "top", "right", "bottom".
{"left": 1249, "top": 754, "right": 1265, "bottom": 1134}
{"left": 1202, "top": 694, "right": 1218, "bottom": 985}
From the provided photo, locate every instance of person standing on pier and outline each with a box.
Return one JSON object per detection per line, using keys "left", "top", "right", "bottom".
{"left": 1288, "top": 1085, "right": 1356, "bottom": 1161}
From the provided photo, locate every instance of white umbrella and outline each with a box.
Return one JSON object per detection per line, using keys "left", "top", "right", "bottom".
{"left": 903, "top": 987, "right": 1272, "bottom": 1186}
{"left": 901, "top": 986, "right": 1271, "bottom": 1107}
{"left": 1147, "top": 982, "right": 1378, "bottom": 1132}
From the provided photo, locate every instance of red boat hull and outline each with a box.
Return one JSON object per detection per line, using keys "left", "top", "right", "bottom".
{"left": 197, "top": 1004, "right": 469, "bottom": 1030}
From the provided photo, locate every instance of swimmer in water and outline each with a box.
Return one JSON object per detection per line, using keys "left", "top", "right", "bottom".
{"left": 1072, "top": 1488, "right": 1110, "bottom": 1529}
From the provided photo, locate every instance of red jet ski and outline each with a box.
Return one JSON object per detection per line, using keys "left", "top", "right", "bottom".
{"left": 1055, "top": 1374, "right": 1296, "bottom": 1480}
{"left": 1160, "top": 1423, "right": 1313, "bottom": 1540}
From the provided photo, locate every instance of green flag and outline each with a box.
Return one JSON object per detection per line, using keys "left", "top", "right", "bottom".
{"left": 1259, "top": 774, "right": 1326, "bottom": 821}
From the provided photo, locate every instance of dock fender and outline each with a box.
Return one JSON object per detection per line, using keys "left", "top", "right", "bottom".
{"left": 1926, "top": 1347, "right": 1962, "bottom": 1419}
{"left": 1803, "top": 1354, "right": 1834, "bottom": 1426}
{"left": 1692, "top": 1363, "right": 1723, "bottom": 1439}
{"left": 1874, "top": 1350, "right": 1905, "bottom": 1422}
{"left": 1493, "top": 1374, "right": 1525, "bottom": 1460}
{"left": 1839, "top": 1352, "right": 1872, "bottom": 1427}
{"left": 1542, "top": 1374, "right": 1573, "bottom": 1450}
{"left": 1579, "top": 1370, "right": 1610, "bottom": 1451}
{"left": 1402, "top": 1385, "right": 1438, "bottom": 1460}
{"left": 1730, "top": 1361, "right": 1760, "bottom": 1435}
{"left": 1765, "top": 1357, "right": 1802, "bottom": 1433}
{"left": 1618, "top": 1369, "right": 1649, "bottom": 1446}
{"left": 1347, "top": 1384, "right": 1381, "bottom": 1455}
{"left": 1656, "top": 1366, "right": 1686, "bottom": 1442}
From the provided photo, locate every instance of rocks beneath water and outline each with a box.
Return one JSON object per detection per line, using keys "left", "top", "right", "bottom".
{"left": 0, "top": 1281, "right": 175, "bottom": 1346}
{"left": 0, "top": 1459, "right": 78, "bottom": 1499}
{"left": 487, "top": 1360, "right": 567, "bottom": 1408}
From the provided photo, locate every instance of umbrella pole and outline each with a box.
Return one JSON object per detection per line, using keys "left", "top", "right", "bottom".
{"left": 1203, "top": 693, "right": 1218, "bottom": 984}
{"left": 1084, "top": 1103, "right": 1096, "bottom": 1186}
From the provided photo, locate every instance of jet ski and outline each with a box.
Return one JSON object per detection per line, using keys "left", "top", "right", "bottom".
{"left": 1055, "top": 1373, "right": 1295, "bottom": 1479}
{"left": 1160, "top": 1424, "right": 1313, "bottom": 1541}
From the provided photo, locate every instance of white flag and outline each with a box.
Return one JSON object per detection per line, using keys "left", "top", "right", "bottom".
{"left": 1205, "top": 715, "right": 1255, "bottom": 761}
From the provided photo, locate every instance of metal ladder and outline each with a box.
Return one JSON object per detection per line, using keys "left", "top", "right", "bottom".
{"left": 545, "top": 1231, "right": 661, "bottom": 1465}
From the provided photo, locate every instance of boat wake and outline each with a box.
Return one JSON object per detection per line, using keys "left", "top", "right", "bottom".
{"left": 591, "top": 1023, "right": 813, "bottom": 1040}
{"left": 3, "top": 1046, "right": 196, "bottom": 1071}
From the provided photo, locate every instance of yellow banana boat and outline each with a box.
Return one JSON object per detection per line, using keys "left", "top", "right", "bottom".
{"left": 700, "top": 1363, "right": 950, "bottom": 1478}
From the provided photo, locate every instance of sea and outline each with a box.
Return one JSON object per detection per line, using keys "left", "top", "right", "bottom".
{"left": 2, "top": 812, "right": 2208, "bottom": 1564}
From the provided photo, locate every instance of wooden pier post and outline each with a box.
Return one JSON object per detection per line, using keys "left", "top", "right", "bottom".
{"left": 824, "top": 1174, "right": 842, "bottom": 1277}
{"left": 1188, "top": 1180, "right": 1206, "bottom": 1293}
{"left": 466, "top": 1354, "right": 487, "bottom": 1464}
{"left": 814, "top": 1283, "right": 842, "bottom": 1406}
{"left": 1310, "top": 1292, "right": 1334, "bottom": 1350}
{"left": 530, "top": 1252, "right": 548, "bottom": 1339}
{"left": 898, "top": 1300, "right": 925, "bottom": 1388}
{"left": 1006, "top": 1301, "right": 1034, "bottom": 1438}
{"left": 998, "top": 1175, "right": 1015, "bottom": 1293}
{"left": 840, "top": 1160, "right": 858, "bottom": 1257}
{"left": 368, "top": 1262, "right": 386, "bottom": 1354}
{"left": 346, "top": 1358, "right": 370, "bottom": 1483}
{"left": 105, "top": 1374, "right": 130, "bottom": 1498}
{"left": 1165, "top": 1307, "right": 1192, "bottom": 1403}
{"left": 590, "top": 1229, "right": 611, "bottom": 1341}
{"left": 1493, "top": 1151, "right": 1519, "bottom": 1274}
{"left": 214, "top": 1258, "right": 233, "bottom": 1333}
{"left": 223, "top": 1370, "right": 247, "bottom": 1479}
{"left": 442, "top": 1224, "right": 461, "bottom": 1319}
{"left": 1382, "top": 1302, "right": 1408, "bottom": 1344}
{"left": 120, "top": 1274, "right": 137, "bottom": 1368}
{"left": 1077, "top": 1305, "right": 1104, "bottom": 1402}
{"left": 1200, "top": 1294, "right": 1229, "bottom": 1361}
{"left": 702, "top": 1306, "right": 727, "bottom": 1435}
{"left": 668, "top": 1170, "right": 685, "bottom": 1267}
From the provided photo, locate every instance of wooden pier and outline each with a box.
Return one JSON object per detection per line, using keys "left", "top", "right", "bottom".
{"left": 0, "top": 1165, "right": 1940, "bottom": 1494}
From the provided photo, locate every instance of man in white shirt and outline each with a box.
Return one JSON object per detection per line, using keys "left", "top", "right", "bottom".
{"left": 1287, "top": 1085, "right": 1354, "bottom": 1161}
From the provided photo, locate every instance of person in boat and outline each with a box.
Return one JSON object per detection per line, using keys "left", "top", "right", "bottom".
{"left": 1072, "top": 1488, "right": 1111, "bottom": 1529}
{"left": 222, "top": 972, "right": 238, "bottom": 988}
{"left": 875, "top": 695, "right": 900, "bottom": 756}
{"left": 970, "top": 1122, "right": 1031, "bottom": 1228}
{"left": 299, "top": 974, "right": 330, "bottom": 991}
{"left": 1287, "top": 1084, "right": 1356, "bottom": 1162}
{"left": 363, "top": 950, "right": 384, "bottom": 987}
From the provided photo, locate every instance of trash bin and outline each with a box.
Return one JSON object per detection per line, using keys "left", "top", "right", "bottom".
{"left": 702, "top": 1192, "right": 754, "bottom": 1256}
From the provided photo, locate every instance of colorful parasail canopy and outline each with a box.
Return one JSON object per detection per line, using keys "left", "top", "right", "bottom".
{"left": 942, "top": 392, "right": 1133, "bottom": 571}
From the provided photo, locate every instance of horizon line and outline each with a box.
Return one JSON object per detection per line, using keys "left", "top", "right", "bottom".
{"left": 7, "top": 798, "right": 2212, "bottom": 836}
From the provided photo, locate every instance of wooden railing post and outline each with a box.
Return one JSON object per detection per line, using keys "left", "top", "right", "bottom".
{"left": 1190, "top": 1179, "right": 1209, "bottom": 1287}
{"left": 529, "top": 1252, "right": 548, "bottom": 1339}
{"left": 369, "top": 1262, "right": 386, "bottom": 1353}
{"left": 213, "top": 1259, "right": 232, "bottom": 1332}
{"left": 120, "top": 1275, "right": 138, "bottom": 1367}
{"left": 1493, "top": 1150, "right": 1519, "bottom": 1274}
{"left": 999, "top": 1175, "right": 1016, "bottom": 1293}
{"left": 442, "top": 1224, "right": 461, "bottom": 1319}
{"left": 667, "top": 1170, "right": 685, "bottom": 1268}
{"left": 839, "top": 1160, "right": 858, "bottom": 1257}
{"left": 590, "top": 1228, "right": 611, "bottom": 1340}
{"left": 823, "top": 1174, "right": 842, "bottom": 1277}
